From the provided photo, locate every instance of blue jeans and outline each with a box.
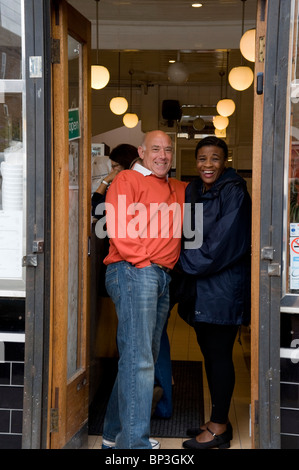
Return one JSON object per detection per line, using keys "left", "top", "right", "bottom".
{"left": 154, "top": 321, "right": 173, "bottom": 418}
{"left": 103, "top": 261, "right": 171, "bottom": 449}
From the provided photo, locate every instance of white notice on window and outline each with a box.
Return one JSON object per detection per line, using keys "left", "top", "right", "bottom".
{"left": 0, "top": 211, "right": 23, "bottom": 279}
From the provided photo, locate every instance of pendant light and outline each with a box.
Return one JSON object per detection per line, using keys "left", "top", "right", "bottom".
{"left": 91, "top": 0, "right": 110, "bottom": 90}
{"left": 240, "top": 28, "right": 256, "bottom": 62}
{"left": 167, "top": 51, "right": 189, "bottom": 85}
{"left": 216, "top": 52, "right": 236, "bottom": 117}
{"left": 213, "top": 115, "right": 229, "bottom": 130}
{"left": 123, "top": 70, "right": 138, "bottom": 128}
{"left": 110, "top": 52, "right": 128, "bottom": 115}
{"left": 228, "top": 0, "right": 253, "bottom": 91}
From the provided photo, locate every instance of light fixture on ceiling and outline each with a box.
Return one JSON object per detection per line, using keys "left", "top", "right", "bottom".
{"left": 240, "top": 28, "right": 256, "bottom": 62}
{"left": 216, "top": 52, "right": 236, "bottom": 117}
{"left": 193, "top": 117, "right": 205, "bottom": 131}
{"left": 91, "top": 0, "right": 110, "bottom": 90}
{"left": 228, "top": 0, "right": 254, "bottom": 91}
{"left": 192, "top": 3, "right": 203, "bottom": 7}
{"left": 110, "top": 52, "right": 128, "bottom": 115}
{"left": 123, "top": 70, "right": 139, "bottom": 128}
{"left": 167, "top": 51, "right": 189, "bottom": 85}
{"left": 213, "top": 115, "right": 229, "bottom": 130}
{"left": 215, "top": 128, "right": 227, "bottom": 138}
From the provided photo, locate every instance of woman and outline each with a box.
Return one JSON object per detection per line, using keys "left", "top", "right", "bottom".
{"left": 179, "top": 136, "right": 251, "bottom": 450}
{"left": 92, "top": 143, "right": 139, "bottom": 216}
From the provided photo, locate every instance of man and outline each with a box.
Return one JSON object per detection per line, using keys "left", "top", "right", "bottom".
{"left": 101, "top": 130, "right": 186, "bottom": 449}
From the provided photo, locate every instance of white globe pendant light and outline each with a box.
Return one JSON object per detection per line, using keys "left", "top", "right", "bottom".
{"left": 213, "top": 115, "right": 229, "bottom": 130}
{"left": 167, "top": 51, "right": 189, "bottom": 84}
{"left": 91, "top": 0, "right": 110, "bottom": 90}
{"left": 215, "top": 128, "right": 226, "bottom": 138}
{"left": 216, "top": 98, "right": 236, "bottom": 117}
{"left": 240, "top": 28, "right": 256, "bottom": 62}
{"left": 228, "top": 1, "right": 254, "bottom": 92}
{"left": 123, "top": 113, "right": 138, "bottom": 128}
{"left": 110, "top": 96, "right": 128, "bottom": 115}
{"left": 167, "top": 61, "right": 189, "bottom": 84}
{"left": 109, "top": 52, "right": 128, "bottom": 115}
{"left": 123, "top": 70, "right": 138, "bottom": 128}
{"left": 216, "top": 62, "right": 236, "bottom": 117}
{"left": 228, "top": 66, "right": 253, "bottom": 91}
{"left": 91, "top": 65, "right": 110, "bottom": 90}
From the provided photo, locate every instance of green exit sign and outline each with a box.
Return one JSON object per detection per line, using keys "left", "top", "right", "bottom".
{"left": 69, "top": 108, "right": 81, "bottom": 140}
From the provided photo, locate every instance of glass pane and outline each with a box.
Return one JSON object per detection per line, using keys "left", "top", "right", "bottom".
{"left": 67, "top": 35, "right": 82, "bottom": 378}
{"left": 0, "top": 0, "right": 25, "bottom": 296}
{"left": 0, "top": 0, "right": 22, "bottom": 79}
{"left": 286, "top": 1, "right": 299, "bottom": 293}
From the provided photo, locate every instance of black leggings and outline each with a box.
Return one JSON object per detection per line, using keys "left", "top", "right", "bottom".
{"left": 194, "top": 322, "right": 239, "bottom": 424}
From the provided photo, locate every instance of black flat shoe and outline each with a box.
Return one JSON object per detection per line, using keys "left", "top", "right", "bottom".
{"left": 186, "top": 427, "right": 204, "bottom": 437}
{"left": 186, "top": 421, "right": 233, "bottom": 439}
{"left": 182, "top": 427, "right": 231, "bottom": 449}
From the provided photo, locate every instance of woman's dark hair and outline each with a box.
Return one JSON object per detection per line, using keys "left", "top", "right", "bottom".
{"left": 194, "top": 136, "right": 228, "bottom": 160}
{"left": 110, "top": 144, "right": 139, "bottom": 169}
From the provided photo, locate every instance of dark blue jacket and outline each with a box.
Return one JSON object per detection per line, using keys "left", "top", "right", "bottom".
{"left": 179, "top": 167, "right": 251, "bottom": 326}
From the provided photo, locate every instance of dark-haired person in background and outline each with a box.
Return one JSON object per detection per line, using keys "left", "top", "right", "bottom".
{"left": 92, "top": 143, "right": 139, "bottom": 216}
{"left": 179, "top": 136, "right": 251, "bottom": 450}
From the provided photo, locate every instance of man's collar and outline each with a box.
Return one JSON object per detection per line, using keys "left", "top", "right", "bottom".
{"left": 133, "top": 162, "right": 152, "bottom": 176}
{"left": 132, "top": 162, "right": 169, "bottom": 180}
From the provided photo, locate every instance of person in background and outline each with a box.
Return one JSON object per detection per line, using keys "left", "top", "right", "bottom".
{"left": 101, "top": 130, "right": 186, "bottom": 449}
{"left": 179, "top": 136, "right": 251, "bottom": 450}
{"left": 92, "top": 143, "right": 139, "bottom": 217}
{"left": 92, "top": 144, "right": 139, "bottom": 297}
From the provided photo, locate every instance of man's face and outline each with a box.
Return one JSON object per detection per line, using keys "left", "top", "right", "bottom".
{"left": 138, "top": 131, "right": 173, "bottom": 178}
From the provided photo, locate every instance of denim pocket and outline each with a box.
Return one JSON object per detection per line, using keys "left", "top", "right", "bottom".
{"left": 105, "top": 263, "right": 120, "bottom": 300}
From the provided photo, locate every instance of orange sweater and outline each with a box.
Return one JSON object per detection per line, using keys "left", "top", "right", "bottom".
{"left": 104, "top": 167, "right": 187, "bottom": 269}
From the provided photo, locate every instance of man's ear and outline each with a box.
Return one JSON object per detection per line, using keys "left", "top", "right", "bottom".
{"left": 137, "top": 146, "right": 144, "bottom": 160}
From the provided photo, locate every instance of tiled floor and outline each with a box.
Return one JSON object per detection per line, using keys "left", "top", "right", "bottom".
{"left": 88, "top": 306, "right": 252, "bottom": 450}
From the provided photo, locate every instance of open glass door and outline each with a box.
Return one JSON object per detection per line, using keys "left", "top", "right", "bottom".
{"left": 50, "top": 0, "right": 91, "bottom": 448}
{"left": 253, "top": 0, "right": 299, "bottom": 449}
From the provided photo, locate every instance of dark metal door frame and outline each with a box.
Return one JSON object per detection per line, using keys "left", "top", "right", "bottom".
{"left": 22, "top": 0, "right": 52, "bottom": 449}
{"left": 258, "top": 0, "right": 292, "bottom": 449}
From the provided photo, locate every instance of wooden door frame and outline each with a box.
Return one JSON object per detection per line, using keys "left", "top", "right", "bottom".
{"left": 251, "top": 0, "right": 267, "bottom": 449}
{"left": 49, "top": 0, "right": 91, "bottom": 449}
{"left": 252, "top": 0, "right": 293, "bottom": 448}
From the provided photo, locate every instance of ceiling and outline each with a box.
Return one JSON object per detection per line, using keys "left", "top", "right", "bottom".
{"left": 67, "top": 0, "right": 258, "bottom": 87}
{"left": 68, "top": 0, "right": 257, "bottom": 25}
{"left": 67, "top": 0, "right": 257, "bottom": 140}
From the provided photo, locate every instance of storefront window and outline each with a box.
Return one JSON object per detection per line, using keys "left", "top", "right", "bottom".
{"left": 0, "top": 0, "right": 25, "bottom": 296}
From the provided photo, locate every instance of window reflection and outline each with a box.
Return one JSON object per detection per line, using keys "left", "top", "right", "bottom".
{"left": 288, "top": 2, "right": 299, "bottom": 292}
{"left": 0, "top": 0, "right": 22, "bottom": 79}
{"left": 0, "top": 0, "right": 24, "bottom": 295}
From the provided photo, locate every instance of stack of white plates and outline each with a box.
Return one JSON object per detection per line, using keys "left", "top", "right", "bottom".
{"left": 0, "top": 161, "right": 23, "bottom": 211}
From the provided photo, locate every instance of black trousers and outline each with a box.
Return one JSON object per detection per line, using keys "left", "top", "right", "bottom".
{"left": 194, "top": 322, "right": 239, "bottom": 424}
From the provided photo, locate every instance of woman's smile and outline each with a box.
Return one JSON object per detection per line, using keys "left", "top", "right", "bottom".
{"left": 196, "top": 145, "right": 226, "bottom": 190}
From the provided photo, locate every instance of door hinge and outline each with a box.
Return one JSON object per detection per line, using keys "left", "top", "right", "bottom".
{"left": 51, "top": 38, "right": 60, "bottom": 64}
{"left": 261, "top": 246, "right": 274, "bottom": 260}
{"left": 259, "top": 36, "right": 265, "bottom": 63}
{"left": 22, "top": 240, "right": 44, "bottom": 267}
{"left": 50, "top": 408, "right": 59, "bottom": 433}
{"left": 268, "top": 263, "right": 281, "bottom": 277}
{"left": 22, "top": 254, "right": 37, "bottom": 267}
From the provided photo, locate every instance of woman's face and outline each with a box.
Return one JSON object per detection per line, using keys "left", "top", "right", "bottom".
{"left": 196, "top": 145, "right": 226, "bottom": 190}
{"left": 110, "top": 159, "right": 124, "bottom": 173}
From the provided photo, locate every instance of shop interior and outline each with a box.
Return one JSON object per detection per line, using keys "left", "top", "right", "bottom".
{"left": 66, "top": 0, "right": 256, "bottom": 449}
